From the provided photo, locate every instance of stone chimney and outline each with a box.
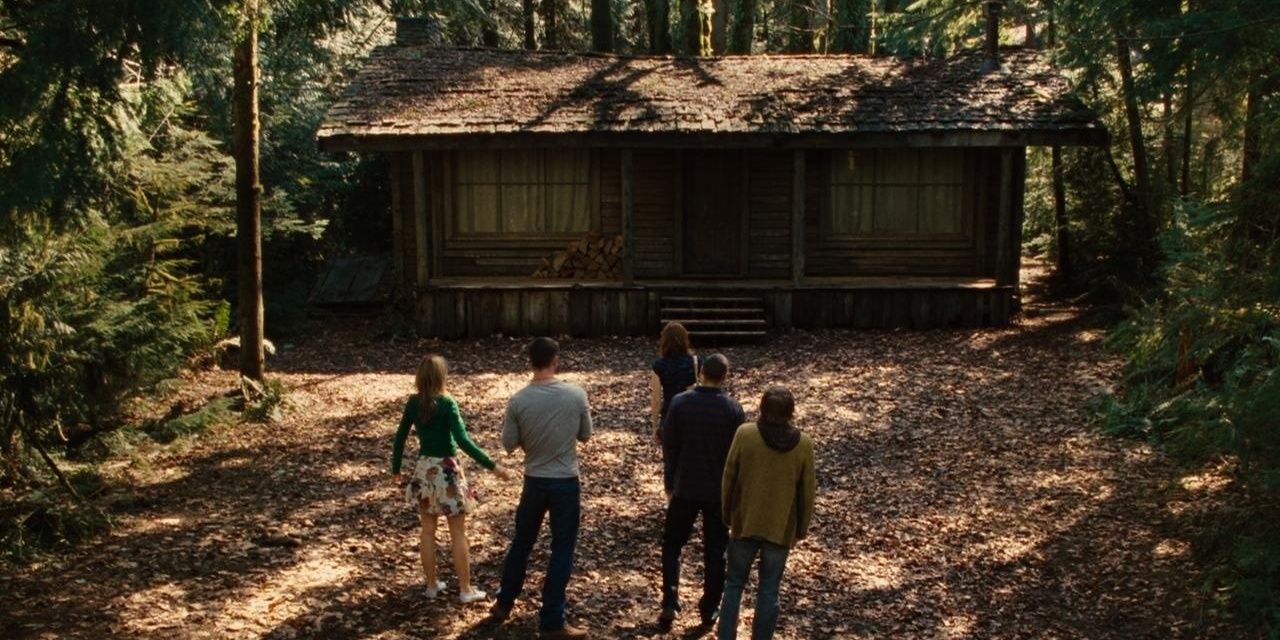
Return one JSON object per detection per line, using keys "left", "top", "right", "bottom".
{"left": 396, "top": 16, "right": 444, "bottom": 47}
{"left": 981, "top": 1, "right": 1004, "bottom": 72}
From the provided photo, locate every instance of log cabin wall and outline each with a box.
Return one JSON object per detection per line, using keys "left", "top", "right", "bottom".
{"left": 803, "top": 148, "right": 986, "bottom": 278}
{"left": 630, "top": 150, "right": 680, "bottom": 278}
{"left": 388, "top": 145, "right": 1026, "bottom": 337}
{"left": 422, "top": 150, "right": 618, "bottom": 277}
{"left": 746, "top": 151, "right": 795, "bottom": 278}
{"left": 388, "top": 151, "right": 420, "bottom": 289}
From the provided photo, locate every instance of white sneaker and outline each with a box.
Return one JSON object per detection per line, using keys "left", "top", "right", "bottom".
{"left": 424, "top": 580, "right": 446, "bottom": 599}
{"left": 458, "top": 588, "right": 487, "bottom": 604}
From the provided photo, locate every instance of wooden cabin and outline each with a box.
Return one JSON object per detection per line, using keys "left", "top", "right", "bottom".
{"left": 317, "top": 18, "right": 1104, "bottom": 338}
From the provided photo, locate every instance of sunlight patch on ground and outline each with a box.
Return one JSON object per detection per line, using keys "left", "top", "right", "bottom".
{"left": 1153, "top": 538, "right": 1191, "bottom": 559}
{"left": 323, "top": 461, "right": 381, "bottom": 482}
{"left": 113, "top": 581, "right": 192, "bottom": 635}
{"left": 940, "top": 611, "right": 978, "bottom": 638}
{"left": 1179, "top": 467, "right": 1232, "bottom": 493}
{"left": 847, "top": 551, "right": 908, "bottom": 591}
{"left": 225, "top": 548, "right": 358, "bottom": 628}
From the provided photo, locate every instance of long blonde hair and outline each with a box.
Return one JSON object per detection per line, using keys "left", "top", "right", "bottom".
{"left": 415, "top": 354, "right": 448, "bottom": 421}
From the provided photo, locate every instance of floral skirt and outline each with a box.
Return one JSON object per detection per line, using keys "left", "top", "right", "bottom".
{"left": 405, "top": 456, "right": 478, "bottom": 516}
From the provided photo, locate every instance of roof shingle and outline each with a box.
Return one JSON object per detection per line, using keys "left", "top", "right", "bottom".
{"left": 318, "top": 46, "right": 1102, "bottom": 148}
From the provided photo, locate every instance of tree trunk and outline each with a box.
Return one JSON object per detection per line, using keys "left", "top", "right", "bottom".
{"left": 541, "top": 0, "right": 561, "bottom": 49}
{"left": 649, "top": 0, "right": 672, "bottom": 53}
{"left": 482, "top": 0, "right": 500, "bottom": 46}
{"left": 831, "top": 0, "right": 868, "bottom": 52}
{"left": 591, "top": 0, "right": 615, "bottom": 52}
{"left": 1162, "top": 92, "right": 1177, "bottom": 191}
{"left": 1180, "top": 64, "right": 1193, "bottom": 197}
{"left": 234, "top": 0, "right": 264, "bottom": 382}
{"left": 729, "top": 0, "right": 756, "bottom": 53}
{"left": 1115, "top": 34, "right": 1156, "bottom": 254}
{"left": 1052, "top": 145, "right": 1070, "bottom": 281}
{"left": 710, "top": 0, "right": 728, "bottom": 54}
{"left": 786, "top": 0, "right": 810, "bottom": 53}
{"left": 1242, "top": 68, "right": 1262, "bottom": 184}
{"left": 679, "top": 0, "right": 700, "bottom": 54}
{"left": 523, "top": 0, "right": 537, "bottom": 49}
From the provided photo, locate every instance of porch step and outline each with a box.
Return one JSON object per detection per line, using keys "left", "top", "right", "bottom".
{"left": 659, "top": 294, "right": 769, "bottom": 340}
{"left": 660, "top": 307, "right": 763, "bottom": 316}
{"left": 662, "top": 296, "right": 763, "bottom": 305}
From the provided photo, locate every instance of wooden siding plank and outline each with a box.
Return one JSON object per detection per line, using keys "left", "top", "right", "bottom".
{"left": 412, "top": 151, "right": 430, "bottom": 284}
{"left": 389, "top": 153, "right": 404, "bottom": 289}
{"left": 996, "top": 148, "right": 1015, "bottom": 287}
{"left": 548, "top": 291, "right": 571, "bottom": 335}
{"left": 621, "top": 149, "right": 635, "bottom": 284}
{"left": 791, "top": 150, "right": 805, "bottom": 284}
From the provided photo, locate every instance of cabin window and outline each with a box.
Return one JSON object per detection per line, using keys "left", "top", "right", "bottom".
{"left": 829, "top": 150, "right": 964, "bottom": 237}
{"left": 453, "top": 150, "right": 592, "bottom": 235}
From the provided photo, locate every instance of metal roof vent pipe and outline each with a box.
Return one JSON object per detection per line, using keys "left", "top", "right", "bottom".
{"left": 396, "top": 15, "right": 445, "bottom": 47}
{"left": 981, "top": 1, "right": 1005, "bottom": 72}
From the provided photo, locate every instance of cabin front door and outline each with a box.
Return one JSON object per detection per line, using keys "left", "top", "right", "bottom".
{"left": 682, "top": 151, "right": 744, "bottom": 276}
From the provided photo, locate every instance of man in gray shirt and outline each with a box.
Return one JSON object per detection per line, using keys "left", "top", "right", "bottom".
{"left": 493, "top": 337, "right": 592, "bottom": 639}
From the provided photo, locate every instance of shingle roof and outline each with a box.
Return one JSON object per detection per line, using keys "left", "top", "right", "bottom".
{"left": 318, "top": 46, "right": 1103, "bottom": 149}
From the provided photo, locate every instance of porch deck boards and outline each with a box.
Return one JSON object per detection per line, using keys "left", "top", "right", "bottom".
{"left": 421, "top": 276, "right": 1002, "bottom": 291}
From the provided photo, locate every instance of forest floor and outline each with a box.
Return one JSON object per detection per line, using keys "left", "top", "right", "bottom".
{"left": 0, "top": 267, "right": 1251, "bottom": 639}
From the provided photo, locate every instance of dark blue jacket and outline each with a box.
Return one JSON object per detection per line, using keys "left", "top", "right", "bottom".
{"left": 661, "top": 386, "right": 745, "bottom": 503}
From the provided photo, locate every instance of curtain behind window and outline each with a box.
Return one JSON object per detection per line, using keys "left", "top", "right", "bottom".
{"left": 453, "top": 149, "right": 591, "bottom": 235}
{"left": 830, "top": 149, "right": 964, "bottom": 237}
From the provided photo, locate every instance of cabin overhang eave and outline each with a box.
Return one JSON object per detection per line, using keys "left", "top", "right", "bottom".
{"left": 317, "top": 127, "right": 1108, "bottom": 153}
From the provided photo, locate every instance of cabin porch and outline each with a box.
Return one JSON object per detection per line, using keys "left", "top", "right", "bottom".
{"left": 410, "top": 276, "right": 1014, "bottom": 338}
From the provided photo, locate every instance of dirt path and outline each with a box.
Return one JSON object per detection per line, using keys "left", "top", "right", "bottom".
{"left": 0, "top": 285, "right": 1247, "bottom": 638}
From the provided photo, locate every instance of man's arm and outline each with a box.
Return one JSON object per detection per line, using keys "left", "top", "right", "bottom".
{"left": 577, "top": 389, "right": 593, "bottom": 443}
{"left": 796, "top": 440, "right": 817, "bottom": 540}
{"left": 501, "top": 398, "right": 521, "bottom": 453}
{"left": 721, "top": 427, "right": 742, "bottom": 522}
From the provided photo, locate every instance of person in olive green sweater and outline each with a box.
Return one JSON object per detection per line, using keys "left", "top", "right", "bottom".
{"left": 718, "top": 387, "right": 816, "bottom": 640}
{"left": 391, "top": 354, "right": 514, "bottom": 604}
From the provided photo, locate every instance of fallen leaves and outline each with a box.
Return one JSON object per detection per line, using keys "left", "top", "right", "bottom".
{"left": 0, "top": 270, "right": 1251, "bottom": 639}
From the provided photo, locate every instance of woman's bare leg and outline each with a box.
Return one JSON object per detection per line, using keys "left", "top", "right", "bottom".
{"left": 445, "top": 513, "right": 472, "bottom": 592}
{"left": 419, "top": 503, "right": 439, "bottom": 585}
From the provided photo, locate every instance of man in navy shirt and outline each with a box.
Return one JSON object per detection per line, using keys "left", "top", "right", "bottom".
{"left": 658, "top": 354, "right": 746, "bottom": 632}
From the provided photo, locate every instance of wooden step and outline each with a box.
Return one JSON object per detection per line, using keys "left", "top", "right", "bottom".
{"left": 662, "top": 318, "right": 768, "bottom": 327}
{"left": 687, "top": 330, "right": 769, "bottom": 338}
{"left": 660, "top": 307, "right": 764, "bottom": 315}
{"left": 661, "top": 296, "right": 764, "bottom": 305}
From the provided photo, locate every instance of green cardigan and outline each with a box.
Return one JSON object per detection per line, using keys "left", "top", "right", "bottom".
{"left": 390, "top": 394, "right": 496, "bottom": 474}
{"left": 721, "top": 423, "right": 816, "bottom": 548}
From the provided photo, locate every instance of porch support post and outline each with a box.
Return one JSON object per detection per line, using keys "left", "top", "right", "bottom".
{"left": 791, "top": 150, "right": 805, "bottom": 285}
{"left": 996, "top": 147, "right": 1015, "bottom": 288}
{"left": 412, "top": 150, "right": 430, "bottom": 286}
{"left": 621, "top": 149, "right": 635, "bottom": 284}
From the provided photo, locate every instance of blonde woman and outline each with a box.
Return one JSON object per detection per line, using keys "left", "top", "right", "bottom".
{"left": 391, "top": 354, "right": 513, "bottom": 603}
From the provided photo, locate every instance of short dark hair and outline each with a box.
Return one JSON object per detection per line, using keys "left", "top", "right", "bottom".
{"left": 528, "top": 337, "right": 559, "bottom": 369}
{"left": 759, "top": 386, "right": 795, "bottom": 426}
{"left": 700, "top": 353, "right": 729, "bottom": 382}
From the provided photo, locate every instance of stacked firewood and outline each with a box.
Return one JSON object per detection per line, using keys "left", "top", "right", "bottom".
{"left": 532, "top": 232, "right": 624, "bottom": 279}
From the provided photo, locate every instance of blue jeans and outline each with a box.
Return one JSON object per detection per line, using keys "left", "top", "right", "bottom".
{"left": 497, "top": 476, "right": 581, "bottom": 631}
{"left": 718, "top": 537, "right": 790, "bottom": 640}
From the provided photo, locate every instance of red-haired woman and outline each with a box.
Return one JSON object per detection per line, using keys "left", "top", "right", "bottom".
{"left": 649, "top": 321, "right": 698, "bottom": 496}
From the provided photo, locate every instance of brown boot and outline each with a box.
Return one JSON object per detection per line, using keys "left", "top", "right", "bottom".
{"left": 538, "top": 624, "right": 588, "bottom": 639}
